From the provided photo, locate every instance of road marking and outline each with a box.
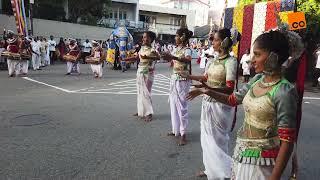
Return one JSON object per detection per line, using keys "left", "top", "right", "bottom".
{"left": 88, "top": 87, "right": 134, "bottom": 92}
{"left": 22, "top": 77, "right": 72, "bottom": 93}
{"left": 22, "top": 74, "right": 171, "bottom": 96}
{"left": 108, "top": 79, "right": 136, "bottom": 85}
{"left": 303, "top": 97, "right": 320, "bottom": 100}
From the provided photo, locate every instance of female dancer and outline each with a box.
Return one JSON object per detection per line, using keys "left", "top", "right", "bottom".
{"left": 162, "top": 27, "right": 193, "bottom": 146}
{"left": 187, "top": 30, "right": 299, "bottom": 180}
{"left": 122, "top": 31, "right": 159, "bottom": 122}
{"left": 181, "top": 28, "right": 237, "bottom": 179}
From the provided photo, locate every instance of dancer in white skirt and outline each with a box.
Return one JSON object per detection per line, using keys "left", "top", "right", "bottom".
{"left": 181, "top": 28, "right": 238, "bottom": 179}
{"left": 161, "top": 27, "right": 193, "bottom": 146}
{"left": 88, "top": 40, "right": 104, "bottom": 78}
{"left": 122, "top": 31, "right": 159, "bottom": 122}
{"left": 187, "top": 30, "right": 302, "bottom": 180}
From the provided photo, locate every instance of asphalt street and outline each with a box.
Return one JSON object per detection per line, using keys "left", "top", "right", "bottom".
{"left": 0, "top": 62, "right": 319, "bottom": 180}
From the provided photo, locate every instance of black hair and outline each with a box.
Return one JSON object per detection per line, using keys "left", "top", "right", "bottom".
{"left": 254, "top": 30, "right": 289, "bottom": 67}
{"left": 254, "top": 30, "right": 297, "bottom": 82}
{"left": 144, "top": 31, "right": 156, "bottom": 42}
{"left": 216, "top": 28, "right": 233, "bottom": 50}
{"left": 176, "top": 28, "right": 193, "bottom": 43}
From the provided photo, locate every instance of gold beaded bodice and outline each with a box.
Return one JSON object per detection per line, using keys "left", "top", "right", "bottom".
{"left": 206, "top": 59, "right": 227, "bottom": 88}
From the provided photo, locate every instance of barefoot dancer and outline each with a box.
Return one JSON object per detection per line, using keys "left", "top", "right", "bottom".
{"left": 182, "top": 28, "right": 238, "bottom": 179}
{"left": 88, "top": 40, "right": 104, "bottom": 78}
{"left": 65, "top": 39, "right": 81, "bottom": 75}
{"left": 162, "top": 27, "right": 193, "bottom": 146}
{"left": 19, "top": 37, "right": 32, "bottom": 76}
{"left": 122, "top": 31, "right": 159, "bottom": 122}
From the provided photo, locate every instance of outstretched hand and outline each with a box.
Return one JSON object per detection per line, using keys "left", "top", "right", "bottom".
{"left": 161, "top": 52, "right": 173, "bottom": 61}
{"left": 187, "top": 88, "right": 206, "bottom": 101}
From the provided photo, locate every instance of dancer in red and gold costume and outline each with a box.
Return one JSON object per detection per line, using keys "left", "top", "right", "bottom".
{"left": 19, "top": 36, "right": 32, "bottom": 76}
{"left": 86, "top": 40, "right": 104, "bottom": 78}
{"left": 64, "top": 39, "right": 81, "bottom": 75}
{"left": 2, "top": 31, "right": 21, "bottom": 77}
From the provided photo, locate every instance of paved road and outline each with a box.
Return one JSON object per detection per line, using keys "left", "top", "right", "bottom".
{"left": 0, "top": 62, "right": 319, "bottom": 179}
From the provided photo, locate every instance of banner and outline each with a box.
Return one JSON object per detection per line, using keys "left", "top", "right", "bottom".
{"left": 10, "top": 0, "right": 28, "bottom": 36}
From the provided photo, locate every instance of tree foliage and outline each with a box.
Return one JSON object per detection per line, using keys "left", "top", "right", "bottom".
{"left": 68, "top": 0, "right": 111, "bottom": 25}
{"left": 297, "top": 0, "right": 320, "bottom": 42}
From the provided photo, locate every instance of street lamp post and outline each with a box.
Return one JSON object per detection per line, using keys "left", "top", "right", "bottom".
{"left": 30, "top": 0, "right": 34, "bottom": 36}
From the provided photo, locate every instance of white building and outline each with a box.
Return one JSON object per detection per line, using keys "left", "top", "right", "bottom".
{"left": 97, "top": 0, "right": 139, "bottom": 29}
{"left": 138, "top": 4, "right": 195, "bottom": 42}
{"left": 160, "top": 0, "right": 210, "bottom": 27}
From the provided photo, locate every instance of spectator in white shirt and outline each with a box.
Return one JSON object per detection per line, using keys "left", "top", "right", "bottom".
{"left": 240, "top": 49, "right": 251, "bottom": 83}
{"left": 40, "top": 37, "right": 48, "bottom": 67}
{"left": 48, "top": 35, "right": 56, "bottom": 64}
{"left": 31, "top": 37, "right": 41, "bottom": 70}
{"left": 82, "top": 39, "right": 92, "bottom": 64}
{"left": 312, "top": 45, "right": 320, "bottom": 87}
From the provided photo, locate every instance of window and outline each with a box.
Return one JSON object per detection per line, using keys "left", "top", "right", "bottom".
{"left": 119, "top": 11, "right": 123, "bottom": 20}
{"left": 114, "top": 11, "right": 118, "bottom": 19}
{"left": 123, "top": 12, "right": 127, "bottom": 20}
{"left": 170, "top": 18, "right": 174, "bottom": 25}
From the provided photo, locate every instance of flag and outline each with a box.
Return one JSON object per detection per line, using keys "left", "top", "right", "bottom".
{"left": 10, "top": 0, "right": 28, "bottom": 36}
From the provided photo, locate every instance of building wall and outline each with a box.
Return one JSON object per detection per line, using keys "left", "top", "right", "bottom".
{"left": 0, "top": 14, "right": 113, "bottom": 40}
{"left": 162, "top": 0, "right": 209, "bottom": 27}
{"left": 110, "top": 2, "right": 137, "bottom": 21}
{"left": 138, "top": 4, "right": 195, "bottom": 33}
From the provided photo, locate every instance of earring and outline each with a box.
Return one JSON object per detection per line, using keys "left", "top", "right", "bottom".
{"left": 263, "top": 52, "right": 280, "bottom": 75}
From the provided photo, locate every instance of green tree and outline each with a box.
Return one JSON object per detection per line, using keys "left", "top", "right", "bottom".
{"left": 297, "top": 0, "right": 320, "bottom": 43}
{"left": 33, "top": 0, "right": 66, "bottom": 21}
{"left": 68, "top": 0, "right": 111, "bottom": 25}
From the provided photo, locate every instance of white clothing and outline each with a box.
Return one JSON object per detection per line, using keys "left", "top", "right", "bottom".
{"left": 208, "top": 46, "right": 216, "bottom": 56}
{"left": 67, "top": 61, "right": 80, "bottom": 73}
{"left": 169, "top": 79, "right": 191, "bottom": 136}
{"left": 20, "top": 60, "right": 29, "bottom": 74}
{"left": 45, "top": 44, "right": 50, "bottom": 65}
{"left": 48, "top": 40, "right": 56, "bottom": 51}
{"left": 137, "top": 72, "right": 154, "bottom": 117}
{"left": 240, "top": 54, "right": 251, "bottom": 75}
{"left": 0, "top": 48, "right": 5, "bottom": 63}
{"left": 201, "top": 99, "right": 233, "bottom": 179}
{"left": 231, "top": 163, "right": 278, "bottom": 180}
{"left": 40, "top": 52, "right": 46, "bottom": 66}
{"left": 32, "top": 53, "right": 40, "bottom": 70}
{"left": 82, "top": 42, "right": 92, "bottom": 53}
{"left": 90, "top": 64, "right": 103, "bottom": 77}
{"left": 200, "top": 49, "right": 209, "bottom": 69}
{"left": 31, "top": 40, "right": 41, "bottom": 54}
{"left": 315, "top": 50, "right": 320, "bottom": 69}
{"left": 7, "top": 59, "right": 20, "bottom": 75}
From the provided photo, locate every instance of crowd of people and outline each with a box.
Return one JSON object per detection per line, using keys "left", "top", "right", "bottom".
{"left": 0, "top": 24, "right": 313, "bottom": 180}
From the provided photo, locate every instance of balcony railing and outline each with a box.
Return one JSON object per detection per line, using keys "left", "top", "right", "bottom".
{"left": 97, "top": 18, "right": 181, "bottom": 35}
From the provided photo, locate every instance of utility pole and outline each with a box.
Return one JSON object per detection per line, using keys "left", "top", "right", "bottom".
{"left": 30, "top": 0, "right": 34, "bottom": 36}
